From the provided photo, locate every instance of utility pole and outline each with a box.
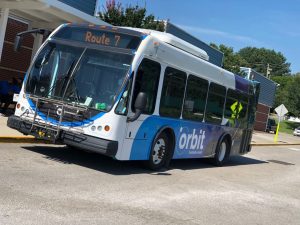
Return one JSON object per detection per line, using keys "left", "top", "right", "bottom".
{"left": 266, "top": 63, "right": 272, "bottom": 78}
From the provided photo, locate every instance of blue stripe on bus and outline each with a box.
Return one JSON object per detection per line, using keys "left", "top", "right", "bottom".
{"left": 27, "top": 98, "right": 105, "bottom": 127}
{"left": 129, "top": 116, "right": 232, "bottom": 160}
{"left": 141, "top": 34, "right": 148, "bottom": 40}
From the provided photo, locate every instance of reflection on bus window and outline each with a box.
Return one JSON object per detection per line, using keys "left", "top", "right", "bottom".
{"left": 205, "top": 83, "right": 226, "bottom": 125}
{"left": 183, "top": 75, "right": 208, "bottom": 122}
{"left": 160, "top": 67, "right": 186, "bottom": 118}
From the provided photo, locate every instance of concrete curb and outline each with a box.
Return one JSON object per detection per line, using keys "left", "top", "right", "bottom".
{"left": 0, "top": 136, "right": 51, "bottom": 143}
{"left": 251, "top": 143, "right": 300, "bottom": 146}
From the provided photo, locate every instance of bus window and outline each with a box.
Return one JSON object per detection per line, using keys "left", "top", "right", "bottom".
{"left": 115, "top": 78, "right": 132, "bottom": 115}
{"left": 205, "top": 82, "right": 226, "bottom": 125}
{"left": 238, "top": 93, "right": 249, "bottom": 128}
{"left": 160, "top": 67, "right": 187, "bottom": 118}
{"left": 131, "top": 58, "right": 161, "bottom": 114}
{"left": 183, "top": 75, "right": 208, "bottom": 122}
{"left": 224, "top": 89, "right": 239, "bottom": 127}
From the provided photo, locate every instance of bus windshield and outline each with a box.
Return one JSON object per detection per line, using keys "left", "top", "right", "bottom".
{"left": 25, "top": 41, "right": 133, "bottom": 111}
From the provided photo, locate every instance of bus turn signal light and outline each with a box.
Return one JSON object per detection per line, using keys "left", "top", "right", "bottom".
{"left": 104, "top": 125, "right": 110, "bottom": 132}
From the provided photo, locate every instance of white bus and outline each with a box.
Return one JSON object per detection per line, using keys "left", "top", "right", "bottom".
{"left": 8, "top": 24, "right": 259, "bottom": 170}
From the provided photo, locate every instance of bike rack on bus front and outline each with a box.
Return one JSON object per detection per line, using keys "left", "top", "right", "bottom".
{"left": 19, "top": 95, "right": 92, "bottom": 142}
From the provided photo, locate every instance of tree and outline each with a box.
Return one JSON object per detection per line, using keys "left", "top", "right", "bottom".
{"left": 271, "top": 75, "right": 293, "bottom": 109}
{"left": 238, "top": 47, "right": 291, "bottom": 76}
{"left": 272, "top": 74, "right": 300, "bottom": 116}
{"left": 98, "top": 0, "right": 165, "bottom": 31}
{"left": 210, "top": 43, "right": 247, "bottom": 74}
{"left": 284, "top": 75, "right": 300, "bottom": 116}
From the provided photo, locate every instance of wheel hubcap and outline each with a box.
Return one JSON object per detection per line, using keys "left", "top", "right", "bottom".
{"left": 152, "top": 138, "right": 166, "bottom": 165}
{"left": 218, "top": 142, "right": 227, "bottom": 162}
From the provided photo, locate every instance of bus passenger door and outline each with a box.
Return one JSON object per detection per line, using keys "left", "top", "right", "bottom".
{"left": 122, "top": 58, "right": 162, "bottom": 160}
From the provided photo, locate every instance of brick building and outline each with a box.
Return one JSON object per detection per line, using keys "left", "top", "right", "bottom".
{"left": 241, "top": 68, "right": 278, "bottom": 131}
{"left": 0, "top": 0, "right": 107, "bottom": 82}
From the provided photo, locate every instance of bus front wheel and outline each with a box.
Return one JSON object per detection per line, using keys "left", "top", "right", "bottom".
{"left": 145, "top": 132, "right": 170, "bottom": 170}
{"left": 211, "top": 138, "right": 230, "bottom": 166}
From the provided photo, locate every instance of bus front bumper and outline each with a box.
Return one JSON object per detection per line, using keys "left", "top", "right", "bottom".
{"left": 7, "top": 115, "right": 118, "bottom": 157}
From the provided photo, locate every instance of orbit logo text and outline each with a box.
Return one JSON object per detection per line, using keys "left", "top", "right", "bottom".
{"left": 178, "top": 127, "right": 206, "bottom": 152}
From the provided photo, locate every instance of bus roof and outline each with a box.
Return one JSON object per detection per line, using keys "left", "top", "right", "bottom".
{"left": 124, "top": 27, "right": 210, "bottom": 61}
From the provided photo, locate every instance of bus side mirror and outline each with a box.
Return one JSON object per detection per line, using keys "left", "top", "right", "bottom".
{"left": 14, "top": 35, "right": 23, "bottom": 52}
{"left": 127, "top": 92, "right": 147, "bottom": 122}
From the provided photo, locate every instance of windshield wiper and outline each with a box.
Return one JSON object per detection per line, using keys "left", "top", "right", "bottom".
{"left": 62, "top": 48, "right": 87, "bottom": 102}
{"left": 44, "top": 58, "right": 77, "bottom": 98}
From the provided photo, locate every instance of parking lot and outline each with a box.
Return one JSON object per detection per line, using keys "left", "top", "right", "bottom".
{"left": 0, "top": 143, "right": 300, "bottom": 225}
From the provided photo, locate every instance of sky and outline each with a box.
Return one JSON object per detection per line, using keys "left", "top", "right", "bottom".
{"left": 98, "top": 0, "right": 300, "bottom": 74}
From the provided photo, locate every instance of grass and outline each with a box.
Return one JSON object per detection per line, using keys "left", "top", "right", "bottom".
{"left": 277, "top": 120, "right": 300, "bottom": 135}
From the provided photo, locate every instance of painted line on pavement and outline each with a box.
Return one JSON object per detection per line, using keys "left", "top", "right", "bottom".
{"left": 288, "top": 148, "right": 300, "bottom": 152}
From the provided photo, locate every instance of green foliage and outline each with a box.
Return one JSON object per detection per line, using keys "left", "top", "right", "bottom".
{"left": 273, "top": 118, "right": 300, "bottom": 135}
{"left": 98, "top": 0, "right": 165, "bottom": 31}
{"left": 272, "top": 75, "right": 300, "bottom": 116}
{"left": 271, "top": 75, "right": 292, "bottom": 108}
{"left": 238, "top": 47, "right": 291, "bottom": 76}
{"left": 210, "top": 43, "right": 247, "bottom": 74}
{"left": 284, "top": 75, "right": 300, "bottom": 116}
{"left": 211, "top": 44, "right": 291, "bottom": 77}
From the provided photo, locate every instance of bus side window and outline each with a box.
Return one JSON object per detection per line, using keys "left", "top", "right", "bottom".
{"left": 183, "top": 75, "right": 208, "bottom": 122}
{"left": 131, "top": 58, "right": 161, "bottom": 114}
{"left": 205, "top": 82, "right": 226, "bottom": 125}
{"left": 238, "top": 93, "right": 249, "bottom": 128}
{"left": 159, "top": 67, "right": 187, "bottom": 118}
{"left": 224, "top": 88, "right": 239, "bottom": 126}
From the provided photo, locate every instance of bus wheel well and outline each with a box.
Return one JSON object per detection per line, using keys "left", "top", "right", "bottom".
{"left": 223, "top": 134, "right": 232, "bottom": 148}
{"left": 145, "top": 127, "right": 175, "bottom": 170}
{"left": 221, "top": 133, "right": 232, "bottom": 158}
{"left": 211, "top": 133, "right": 232, "bottom": 166}
{"left": 162, "top": 128, "right": 175, "bottom": 151}
{"left": 160, "top": 127, "right": 176, "bottom": 166}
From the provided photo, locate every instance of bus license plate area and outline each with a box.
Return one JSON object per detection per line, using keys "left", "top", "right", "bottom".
{"left": 31, "top": 126, "right": 58, "bottom": 141}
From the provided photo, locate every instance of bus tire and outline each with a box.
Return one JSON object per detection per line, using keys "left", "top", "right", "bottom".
{"left": 211, "top": 137, "right": 230, "bottom": 166}
{"left": 145, "top": 132, "right": 170, "bottom": 170}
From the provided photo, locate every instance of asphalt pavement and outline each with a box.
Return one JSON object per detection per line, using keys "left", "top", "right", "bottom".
{"left": 0, "top": 143, "right": 299, "bottom": 225}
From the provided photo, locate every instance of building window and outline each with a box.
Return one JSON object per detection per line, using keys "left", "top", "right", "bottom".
{"left": 160, "top": 67, "right": 187, "bottom": 118}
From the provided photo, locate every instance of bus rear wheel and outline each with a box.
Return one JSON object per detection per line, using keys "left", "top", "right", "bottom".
{"left": 146, "top": 132, "right": 170, "bottom": 170}
{"left": 211, "top": 138, "right": 230, "bottom": 166}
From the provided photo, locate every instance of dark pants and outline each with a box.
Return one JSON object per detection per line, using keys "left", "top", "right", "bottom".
{"left": 0, "top": 94, "right": 13, "bottom": 113}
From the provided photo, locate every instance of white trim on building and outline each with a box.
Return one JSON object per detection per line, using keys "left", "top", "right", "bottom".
{"left": 0, "top": 0, "right": 108, "bottom": 62}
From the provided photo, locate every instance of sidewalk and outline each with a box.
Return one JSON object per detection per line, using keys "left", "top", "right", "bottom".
{"left": 1, "top": 115, "right": 300, "bottom": 145}
{"left": 251, "top": 131, "right": 300, "bottom": 146}
{"left": 0, "top": 114, "right": 37, "bottom": 143}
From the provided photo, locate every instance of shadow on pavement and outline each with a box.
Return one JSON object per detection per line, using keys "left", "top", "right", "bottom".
{"left": 21, "top": 145, "right": 268, "bottom": 175}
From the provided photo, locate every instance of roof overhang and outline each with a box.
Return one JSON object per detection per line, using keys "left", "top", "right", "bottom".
{"left": 0, "top": 0, "right": 109, "bottom": 29}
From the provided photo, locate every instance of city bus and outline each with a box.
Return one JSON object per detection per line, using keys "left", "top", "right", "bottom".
{"left": 8, "top": 23, "right": 260, "bottom": 170}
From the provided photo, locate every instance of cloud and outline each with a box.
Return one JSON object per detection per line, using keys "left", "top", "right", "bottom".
{"left": 178, "top": 24, "right": 262, "bottom": 46}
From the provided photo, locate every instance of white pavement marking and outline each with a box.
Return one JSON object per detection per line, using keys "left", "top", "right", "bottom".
{"left": 288, "top": 148, "right": 300, "bottom": 152}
